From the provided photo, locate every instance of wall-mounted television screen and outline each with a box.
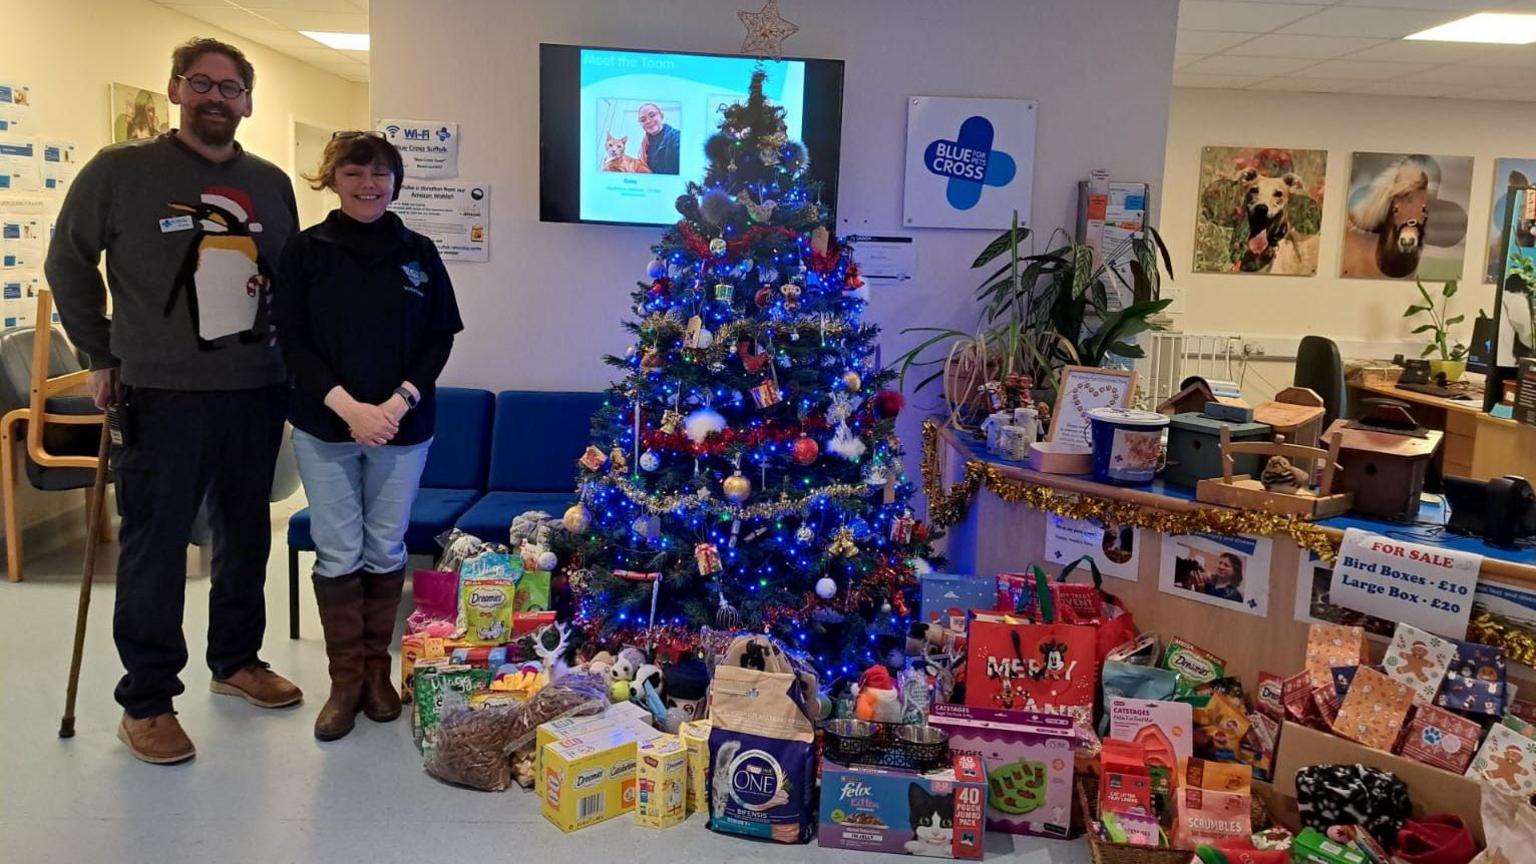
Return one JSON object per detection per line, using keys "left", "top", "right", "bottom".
{"left": 539, "top": 44, "right": 844, "bottom": 226}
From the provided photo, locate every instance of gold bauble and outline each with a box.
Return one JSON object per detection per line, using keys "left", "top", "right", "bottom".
{"left": 843, "top": 371, "right": 862, "bottom": 393}
{"left": 562, "top": 503, "right": 592, "bottom": 533}
{"left": 723, "top": 471, "right": 752, "bottom": 504}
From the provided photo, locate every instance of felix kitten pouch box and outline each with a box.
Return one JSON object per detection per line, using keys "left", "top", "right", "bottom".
{"left": 818, "top": 753, "right": 988, "bottom": 859}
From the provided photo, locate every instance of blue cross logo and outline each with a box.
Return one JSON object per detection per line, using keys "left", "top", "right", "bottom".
{"left": 923, "top": 116, "right": 1016, "bottom": 211}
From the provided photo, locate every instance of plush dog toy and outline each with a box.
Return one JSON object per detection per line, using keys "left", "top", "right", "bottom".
{"left": 854, "top": 665, "right": 904, "bottom": 723}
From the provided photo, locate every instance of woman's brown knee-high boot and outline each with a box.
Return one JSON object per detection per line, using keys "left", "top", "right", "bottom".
{"left": 359, "top": 570, "right": 405, "bottom": 722}
{"left": 312, "top": 572, "right": 365, "bottom": 740}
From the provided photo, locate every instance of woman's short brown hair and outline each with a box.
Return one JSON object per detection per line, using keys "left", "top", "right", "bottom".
{"left": 305, "top": 133, "right": 405, "bottom": 200}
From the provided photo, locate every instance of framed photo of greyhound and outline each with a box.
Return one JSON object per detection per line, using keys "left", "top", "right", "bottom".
{"left": 1194, "top": 146, "right": 1326, "bottom": 276}
{"left": 1341, "top": 152, "right": 1472, "bottom": 281}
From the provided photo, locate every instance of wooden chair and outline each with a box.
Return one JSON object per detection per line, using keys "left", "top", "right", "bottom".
{"left": 0, "top": 288, "right": 109, "bottom": 582}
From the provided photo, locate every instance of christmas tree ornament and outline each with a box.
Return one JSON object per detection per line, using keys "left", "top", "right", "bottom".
{"left": 608, "top": 447, "right": 628, "bottom": 474}
{"left": 779, "top": 283, "right": 802, "bottom": 311}
{"left": 648, "top": 278, "right": 670, "bottom": 299}
{"left": 827, "top": 527, "right": 859, "bottom": 558}
{"left": 863, "top": 461, "right": 891, "bottom": 488}
{"left": 792, "top": 435, "right": 819, "bottom": 465}
{"left": 742, "top": 193, "right": 777, "bottom": 223}
{"left": 750, "top": 378, "right": 782, "bottom": 409}
{"left": 684, "top": 315, "right": 715, "bottom": 350}
{"left": 578, "top": 445, "right": 608, "bottom": 472}
{"left": 660, "top": 409, "right": 682, "bottom": 434}
{"left": 760, "top": 267, "right": 780, "bottom": 284}
{"left": 881, "top": 600, "right": 893, "bottom": 615}
{"left": 708, "top": 237, "right": 728, "bottom": 256}
{"left": 872, "top": 389, "right": 905, "bottom": 419}
{"left": 753, "top": 286, "right": 775, "bottom": 309}
{"left": 737, "top": 338, "right": 770, "bottom": 375}
{"left": 683, "top": 408, "right": 725, "bottom": 443}
{"left": 632, "top": 515, "right": 660, "bottom": 539}
{"left": 795, "top": 524, "right": 815, "bottom": 544}
{"left": 639, "top": 449, "right": 661, "bottom": 472}
{"left": 909, "top": 556, "right": 933, "bottom": 575}
{"left": 815, "top": 576, "right": 837, "bottom": 599}
{"left": 722, "top": 471, "right": 752, "bottom": 503}
{"left": 811, "top": 225, "right": 831, "bottom": 255}
{"left": 891, "top": 511, "right": 916, "bottom": 544}
{"left": 562, "top": 503, "right": 592, "bottom": 533}
{"left": 714, "top": 283, "right": 735, "bottom": 302}
{"left": 699, "top": 188, "right": 738, "bottom": 226}
{"left": 640, "top": 349, "right": 665, "bottom": 373}
{"left": 829, "top": 421, "right": 867, "bottom": 461}
{"left": 827, "top": 392, "right": 855, "bottom": 424}
{"left": 715, "top": 590, "right": 741, "bottom": 629}
{"left": 695, "top": 541, "right": 723, "bottom": 575}
{"left": 842, "top": 370, "right": 862, "bottom": 393}
{"left": 647, "top": 257, "right": 666, "bottom": 279}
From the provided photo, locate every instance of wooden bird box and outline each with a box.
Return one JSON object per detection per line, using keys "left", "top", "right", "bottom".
{"left": 1254, "top": 387, "right": 1327, "bottom": 448}
{"left": 1156, "top": 380, "right": 1216, "bottom": 416}
{"left": 1323, "top": 401, "right": 1443, "bottom": 522}
{"left": 1195, "top": 429, "right": 1353, "bottom": 520}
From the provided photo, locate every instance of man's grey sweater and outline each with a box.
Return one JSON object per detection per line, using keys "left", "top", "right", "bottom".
{"left": 44, "top": 132, "right": 296, "bottom": 390}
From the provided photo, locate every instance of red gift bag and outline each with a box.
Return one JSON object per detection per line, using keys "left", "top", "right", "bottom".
{"left": 1012, "top": 555, "right": 1137, "bottom": 662}
{"left": 966, "top": 567, "right": 1098, "bottom": 728}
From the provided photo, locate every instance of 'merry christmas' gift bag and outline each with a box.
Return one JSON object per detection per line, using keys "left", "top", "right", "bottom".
{"left": 966, "top": 568, "right": 1098, "bottom": 728}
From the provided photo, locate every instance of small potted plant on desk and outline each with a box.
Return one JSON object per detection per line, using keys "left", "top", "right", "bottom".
{"left": 1404, "top": 277, "right": 1470, "bottom": 382}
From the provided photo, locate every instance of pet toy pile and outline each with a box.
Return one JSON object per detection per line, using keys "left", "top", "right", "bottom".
{"left": 394, "top": 519, "right": 1535, "bottom": 862}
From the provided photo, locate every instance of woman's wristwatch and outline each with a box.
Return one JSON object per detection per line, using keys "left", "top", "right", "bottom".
{"left": 393, "top": 386, "right": 419, "bottom": 410}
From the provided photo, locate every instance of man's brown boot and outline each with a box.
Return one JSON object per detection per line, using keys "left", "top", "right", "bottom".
{"left": 117, "top": 712, "right": 196, "bottom": 765}
{"left": 312, "top": 572, "right": 365, "bottom": 741}
{"left": 210, "top": 664, "right": 303, "bottom": 708}
{"left": 360, "top": 570, "right": 405, "bottom": 723}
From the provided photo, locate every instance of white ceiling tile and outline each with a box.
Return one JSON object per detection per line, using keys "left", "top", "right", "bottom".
{"left": 1228, "top": 33, "right": 1383, "bottom": 58}
{"left": 1341, "top": 39, "right": 1527, "bottom": 65}
{"left": 1173, "top": 72, "right": 1269, "bottom": 88}
{"left": 1246, "top": 76, "right": 1356, "bottom": 93}
{"left": 243, "top": 9, "right": 367, "bottom": 31}
{"left": 1447, "top": 48, "right": 1536, "bottom": 70}
{"left": 1344, "top": 78, "right": 1457, "bottom": 98}
{"left": 1174, "top": 53, "right": 1210, "bottom": 69}
{"left": 1179, "top": 1, "right": 1330, "bottom": 33}
{"left": 1293, "top": 58, "right": 1423, "bottom": 79}
{"left": 1182, "top": 54, "right": 1321, "bottom": 75}
{"left": 1396, "top": 63, "right": 1512, "bottom": 85}
{"left": 1276, "top": 6, "right": 1464, "bottom": 38}
{"left": 1338, "top": 0, "right": 1536, "bottom": 9}
{"left": 161, "top": 5, "right": 276, "bottom": 33}
{"left": 1176, "top": 29, "right": 1255, "bottom": 54}
{"left": 236, "top": 0, "right": 363, "bottom": 11}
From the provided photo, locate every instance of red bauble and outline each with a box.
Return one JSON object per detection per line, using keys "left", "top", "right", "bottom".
{"left": 872, "top": 389, "right": 905, "bottom": 419}
{"left": 753, "top": 286, "right": 775, "bottom": 309}
{"left": 912, "top": 522, "right": 930, "bottom": 543}
{"left": 648, "top": 278, "right": 670, "bottom": 298}
{"left": 792, "top": 435, "right": 820, "bottom": 465}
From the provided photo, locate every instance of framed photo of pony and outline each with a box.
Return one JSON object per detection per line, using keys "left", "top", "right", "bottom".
{"left": 1341, "top": 152, "right": 1472, "bottom": 281}
{"left": 1193, "top": 146, "right": 1326, "bottom": 276}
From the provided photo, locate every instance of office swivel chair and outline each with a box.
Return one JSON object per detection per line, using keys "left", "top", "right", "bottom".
{"left": 1294, "top": 335, "right": 1347, "bottom": 429}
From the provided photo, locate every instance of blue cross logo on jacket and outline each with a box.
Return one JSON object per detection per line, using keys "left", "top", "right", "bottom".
{"left": 922, "top": 116, "right": 1016, "bottom": 211}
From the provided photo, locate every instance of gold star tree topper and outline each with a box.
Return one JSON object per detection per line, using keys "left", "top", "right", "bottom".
{"left": 738, "top": 0, "right": 799, "bottom": 60}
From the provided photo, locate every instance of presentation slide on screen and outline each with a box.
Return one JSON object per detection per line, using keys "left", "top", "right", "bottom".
{"left": 579, "top": 48, "right": 805, "bottom": 224}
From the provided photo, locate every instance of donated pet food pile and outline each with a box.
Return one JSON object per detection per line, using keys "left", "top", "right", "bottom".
{"left": 396, "top": 521, "right": 1534, "bottom": 863}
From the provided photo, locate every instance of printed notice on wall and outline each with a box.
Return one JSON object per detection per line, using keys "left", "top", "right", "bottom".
{"left": 1044, "top": 513, "right": 1139, "bottom": 581}
{"left": 378, "top": 119, "right": 459, "bottom": 179}
{"left": 1329, "top": 528, "right": 1481, "bottom": 639}
{"left": 391, "top": 181, "right": 488, "bottom": 262}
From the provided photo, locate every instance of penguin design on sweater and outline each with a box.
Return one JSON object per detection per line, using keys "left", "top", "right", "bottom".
{"left": 163, "top": 186, "right": 270, "bottom": 349}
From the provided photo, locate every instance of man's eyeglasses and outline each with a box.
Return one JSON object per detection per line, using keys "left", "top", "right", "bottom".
{"left": 332, "top": 130, "right": 386, "bottom": 141}
{"left": 176, "top": 74, "right": 249, "bottom": 100}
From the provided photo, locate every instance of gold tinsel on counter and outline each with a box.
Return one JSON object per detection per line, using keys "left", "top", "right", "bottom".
{"left": 1469, "top": 610, "right": 1536, "bottom": 669}
{"left": 920, "top": 419, "right": 1340, "bottom": 564}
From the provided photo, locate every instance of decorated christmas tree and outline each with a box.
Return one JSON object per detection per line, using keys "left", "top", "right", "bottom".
{"left": 563, "top": 71, "right": 936, "bottom": 676}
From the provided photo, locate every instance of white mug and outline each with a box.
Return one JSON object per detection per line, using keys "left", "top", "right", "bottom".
{"left": 982, "top": 412, "right": 1011, "bottom": 454}
{"left": 1011, "top": 407, "right": 1039, "bottom": 444}
{"left": 999, "top": 425, "right": 1032, "bottom": 461}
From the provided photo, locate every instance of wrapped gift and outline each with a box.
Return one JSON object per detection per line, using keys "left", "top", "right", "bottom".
{"left": 694, "top": 542, "right": 722, "bottom": 576}
{"left": 1398, "top": 704, "right": 1481, "bottom": 773}
{"left": 1333, "top": 667, "right": 1415, "bottom": 751}
{"left": 750, "top": 379, "right": 782, "bottom": 409}
{"left": 920, "top": 573, "right": 996, "bottom": 630}
{"left": 1312, "top": 686, "right": 1342, "bottom": 730}
{"left": 1437, "top": 639, "right": 1507, "bottom": 716}
{"left": 1281, "top": 670, "right": 1316, "bottom": 725}
{"left": 1467, "top": 722, "right": 1536, "bottom": 797}
{"left": 1382, "top": 623, "right": 1456, "bottom": 705}
{"left": 1306, "top": 623, "right": 1368, "bottom": 690}
{"left": 579, "top": 445, "right": 608, "bottom": 472}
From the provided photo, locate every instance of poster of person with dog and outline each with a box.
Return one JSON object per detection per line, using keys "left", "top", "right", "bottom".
{"left": 1159, "top": 531, "right": 1272, "bottom": 618}
{"left": 1484, "top": 158, "right": 1536, "bottom": 284}
{"left": 1193, "top": 146, "right": 1326, "bottom": 276}
{"left": 1341, "top": 152, "right": 1472, "bottom": 281}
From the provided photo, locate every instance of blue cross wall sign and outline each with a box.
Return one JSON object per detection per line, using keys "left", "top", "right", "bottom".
{"left": 922, "top": 115, "right": 1016, "bottom": 211}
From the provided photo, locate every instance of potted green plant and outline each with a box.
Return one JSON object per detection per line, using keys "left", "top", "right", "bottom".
{"left": 1404, "top": 278, "right": 1468, "bottom": 382}
{"left": 893, "top": 211, "right": 1173, "bottom": 424}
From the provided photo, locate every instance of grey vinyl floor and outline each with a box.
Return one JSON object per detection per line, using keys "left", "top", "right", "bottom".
{"left": 0, "top": 496, "right": 1089, "bottom": 864}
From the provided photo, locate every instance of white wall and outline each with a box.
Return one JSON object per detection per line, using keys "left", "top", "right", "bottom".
{"left": 1159, "top": 87, "right": 1532, "bottom": 402}
{"left": 0, "top": 0, "right": 366, "bottom": 544}
{"left": 370, "top": 0, "right": 1180, "bottom": 491}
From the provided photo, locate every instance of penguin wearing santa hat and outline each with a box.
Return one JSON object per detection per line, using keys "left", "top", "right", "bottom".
{"left": 163, "top": 186, "right": 271, "bottom": 349}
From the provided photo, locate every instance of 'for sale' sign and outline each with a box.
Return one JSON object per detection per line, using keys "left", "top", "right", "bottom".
{"left": 1329, "top": 528, "right": 1482, "bottom": 639}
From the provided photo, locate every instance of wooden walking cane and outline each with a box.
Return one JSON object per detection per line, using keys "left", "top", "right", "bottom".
{"left": 59, "top": 421, "right": 113, "bottom": 738}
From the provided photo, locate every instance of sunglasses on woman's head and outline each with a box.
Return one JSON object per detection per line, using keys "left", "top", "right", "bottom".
{"left": 332, "top": 130, "right": 386, "bottom": 140}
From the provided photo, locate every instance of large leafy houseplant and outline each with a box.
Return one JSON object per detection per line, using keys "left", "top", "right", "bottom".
{"left": 894, "top": 212, "right": 1173, "bottom": 421}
